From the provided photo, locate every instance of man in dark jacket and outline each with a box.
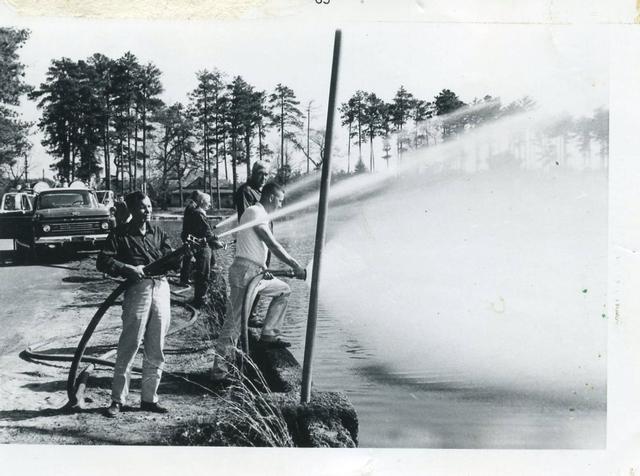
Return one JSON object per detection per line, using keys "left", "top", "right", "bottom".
{"left": 97, "top": 191, "right": 174, "bottom": 417}
{"left": 181, "top": 191, "right": 225, "bottom": 307}
{"left": 235, "top": 161, "right": 268, "bottom": 220}
{"left": 235, "top": 162, "right": 270, "bottom": 325}
{"left": 178, "top": 193, "right": 198, "bottom": 287}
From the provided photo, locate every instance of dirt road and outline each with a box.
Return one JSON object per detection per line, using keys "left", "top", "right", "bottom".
{"left": 0, "top": 246, "right": 80, "bottom": 356}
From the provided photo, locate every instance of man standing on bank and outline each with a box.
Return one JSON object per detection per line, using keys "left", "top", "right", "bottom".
{"left": 180, "top": 190, "right": 225, "bottom": 308}
{"left": 212, "top": 182, "right": 305, "bottom": 380}
{"left": 235, "top": 161, "right": 269, "bottom": 220}
{"left": 97, "top": 191, "right": 175, "bottom": 418}
{"left": 178, "top": 191, "right": 198, "bottom": 287}
{"left": 235, "top": 161, "right": 270, "bottom": 325}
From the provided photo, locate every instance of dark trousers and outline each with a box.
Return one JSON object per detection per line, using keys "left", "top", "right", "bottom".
{"left": 179, "top": 252, "right": 192, "bottom": 285}
{"left": 193, "top": 246, "right": 212, "bottom": 303}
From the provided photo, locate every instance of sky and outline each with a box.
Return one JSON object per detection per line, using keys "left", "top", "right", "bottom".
{"left": 2, "top": 13, "right": 610, "bottom": 179}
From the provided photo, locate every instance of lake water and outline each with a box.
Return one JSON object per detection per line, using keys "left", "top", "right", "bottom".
{"left": 164, "top": 167, "right": 607, "bottom": 449}
{"left": 275, "top": 206, "right": 605, "bottom": 449}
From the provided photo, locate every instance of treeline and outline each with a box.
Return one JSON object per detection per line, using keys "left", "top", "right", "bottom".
{"left": 28, "top": 51, "right": 318, "bottom": 206}
{"left": 338, "top": 88, "right": 608, "bottom": 173}
{"left": 1, "top": 28, "right": 609, "bottom": 201}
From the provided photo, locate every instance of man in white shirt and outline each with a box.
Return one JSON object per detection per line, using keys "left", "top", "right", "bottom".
{"left": 212, "top": 182, "right": 305, "bottom": 380}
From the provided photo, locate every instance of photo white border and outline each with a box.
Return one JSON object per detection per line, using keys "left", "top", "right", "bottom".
{"left": 1, "top": 2, "right": 639, "bottom": 474}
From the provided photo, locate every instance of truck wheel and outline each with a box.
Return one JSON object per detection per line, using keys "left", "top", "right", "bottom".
{"left": 28, "top": 245, "right": 40, "bottom": 263}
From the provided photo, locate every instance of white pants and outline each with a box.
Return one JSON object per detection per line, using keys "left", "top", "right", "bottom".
{"left": 111, "top": 277, "right": 171, "bottom": 405}
{"left": 213, "top": 259, "right": 290, "bottom": 377}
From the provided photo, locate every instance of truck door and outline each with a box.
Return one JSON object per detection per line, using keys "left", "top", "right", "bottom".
{"left": 0, "top": 194, "right": 34, "bottom": 241}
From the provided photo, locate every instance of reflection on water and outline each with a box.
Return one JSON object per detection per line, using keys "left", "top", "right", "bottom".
{"left": 273, "top": 201, "right": 606, "bottom": 449}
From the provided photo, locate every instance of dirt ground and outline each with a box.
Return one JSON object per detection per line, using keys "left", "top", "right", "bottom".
{"left": 0, "top": 249, "right": 231, "bottom": 445}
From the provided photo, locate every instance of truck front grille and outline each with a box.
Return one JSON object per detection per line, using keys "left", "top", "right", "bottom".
{"left": 49, "top": 222, "right": 103, "bottom": 234}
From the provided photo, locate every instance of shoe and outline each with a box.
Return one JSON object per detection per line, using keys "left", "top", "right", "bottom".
{"left": 261, "top": 337, "right": 291, "bottom": 348}
{"left": 104, "top": 401, "right": 121, "bottom": 418}
{"left": 176, "top": 282, "right": 191, "bottom": 288}
{"left": 248, "top": 317, "right": 264, "bottom": 328}
{"left": 140, "top": 401, "right": 169, "bottom": 414}
{"left": 210, "top": 371, "right": 232, "bottom": 386}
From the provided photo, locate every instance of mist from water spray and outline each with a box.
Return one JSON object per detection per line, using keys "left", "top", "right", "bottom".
{"left": 313, "top": 108, "right": 607, "bottom": 398}
{"left": 214, "top": 170, "right": 322, "bottom": 230}
{"left": 220, "top": 108, "right": 543, "bottom": 239}
{"left": 215, "top": 106, "right": 607, "bottom": 398}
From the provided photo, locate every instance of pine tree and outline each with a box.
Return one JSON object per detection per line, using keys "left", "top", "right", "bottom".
{"left": 189, "top": 69, "right": 226, "bottom": 203}
{"left": 338, "top": 100, "right": 355, "bottom": 173}
{"left": 269, "top": 83, "right": 303, "bottom": 170}
{"left": 0, "top": 28, "right": 32, "bottom": 179}
{"left": 434, "top": 89, "right": 466, "bottom": 139}
{"left": 362, "top": 92, "right": 386, "bottom": 172}
{"left": 136, "top": 62, "right": 164, "bottom": 193}
{"left": 390, "top": 86, "right": 415, "bottom": 159}
{"left": 30, "top": 58, "right": 103, "bottom": 183}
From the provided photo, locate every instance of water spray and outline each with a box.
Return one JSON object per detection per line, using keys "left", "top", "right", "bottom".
{"left": 214, "top": 171, "right": 322, "bottom": 230}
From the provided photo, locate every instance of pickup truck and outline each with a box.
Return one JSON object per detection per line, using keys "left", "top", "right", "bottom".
{"left": 0, "top": 188, "right": 113, "bottom": 260}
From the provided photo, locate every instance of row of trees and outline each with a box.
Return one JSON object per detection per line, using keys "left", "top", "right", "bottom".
{"left": 2, "top": 27, "right": 610, "bottom": 202}
{"left": 339, "top": 85, "right": 609, "bottom": 173}
{"left": 338, "top": 87, "right": 537, "bottom": 173}
{"left": 28, "top": 51, "right": 319, "bottom": 205}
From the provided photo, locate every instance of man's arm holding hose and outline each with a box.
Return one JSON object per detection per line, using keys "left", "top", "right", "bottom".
{"left": 255, "top": 223, "right": 305, "bottom": 278}
{"left": 194, "top": 209, "right": 226, "bottom": 249}
{"left": 96, "top": 232, "right": 145, "bottom": 281}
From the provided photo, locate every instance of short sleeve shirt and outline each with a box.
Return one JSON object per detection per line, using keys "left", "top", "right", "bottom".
{"left": 235, "top": 204, "right": 269, "bottom": 267}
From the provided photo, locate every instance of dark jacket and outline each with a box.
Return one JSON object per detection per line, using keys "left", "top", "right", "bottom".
{"left": 235, "top": 182, "right": 261, "bottom": 221}
{"left": 97, "top": 222, "right": 173, "bottom": 277}
{"left": 181, "top": 202, "right": 223, "bottom": 249}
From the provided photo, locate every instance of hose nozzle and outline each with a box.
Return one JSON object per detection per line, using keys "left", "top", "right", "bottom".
{"left": 265, "top": 268, "right": 307, "bottom": 280}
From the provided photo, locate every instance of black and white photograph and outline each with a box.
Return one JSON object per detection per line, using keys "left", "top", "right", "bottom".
{"left": 0, "top": 1, "right": 639, "bottom": 474}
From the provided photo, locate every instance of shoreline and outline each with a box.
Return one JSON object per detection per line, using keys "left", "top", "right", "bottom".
{"left": 0, "top": 246, "right": 358, "bottom": 447}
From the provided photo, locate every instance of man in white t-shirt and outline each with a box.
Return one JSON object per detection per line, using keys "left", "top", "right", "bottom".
{"left": 212, "top": 182, "right": 305, "bottom": 380}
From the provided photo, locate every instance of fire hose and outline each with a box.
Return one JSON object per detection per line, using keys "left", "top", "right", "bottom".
{"left": 23, "top": 248, "right": 305, "bottom": 407}
{"left": 240, "top": 269, "right": 307, "bottom": 355}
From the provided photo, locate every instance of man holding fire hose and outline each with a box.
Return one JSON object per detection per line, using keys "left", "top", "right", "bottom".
{"left": 180, "top": 191, "right": 225, "bottom": 308}
{"left": 212, "top": 181, "right": 305, "bottom": 381}
{"left": 97, "top": 191, "right": 177, "bottom": 418}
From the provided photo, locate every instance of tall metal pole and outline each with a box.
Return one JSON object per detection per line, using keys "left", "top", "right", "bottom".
{"left": 301, "top": 29, "right": 341, "bottom": 404}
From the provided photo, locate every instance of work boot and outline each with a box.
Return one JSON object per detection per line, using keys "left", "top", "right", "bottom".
{"left": 140, "top": 401, "right": 169, "bottom": 414}
{"left": 104, "top": 401, "right": 122, "bottom": 418}
{"left": 247, "top": 315, "right": 264, "bottom": 328}
{"left": 260, "top": 336, "right": 291, "bottom": 348}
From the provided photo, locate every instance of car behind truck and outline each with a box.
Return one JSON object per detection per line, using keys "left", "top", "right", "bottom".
{"left": 0, "top": 188, "right": 113, "bottom": 260}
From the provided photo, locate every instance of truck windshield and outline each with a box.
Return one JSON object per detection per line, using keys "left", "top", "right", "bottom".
{"left": 38, "top": 191, "right": 97, "bottom": 209}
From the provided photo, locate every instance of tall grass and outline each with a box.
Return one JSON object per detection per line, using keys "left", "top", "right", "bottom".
{"left": 172, "top": 352, "right": 293, "bottom": 447}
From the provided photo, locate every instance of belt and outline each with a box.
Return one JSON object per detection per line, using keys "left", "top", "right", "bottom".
{"left": 233, "top": 256, "right": 265, "bottom": 269}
